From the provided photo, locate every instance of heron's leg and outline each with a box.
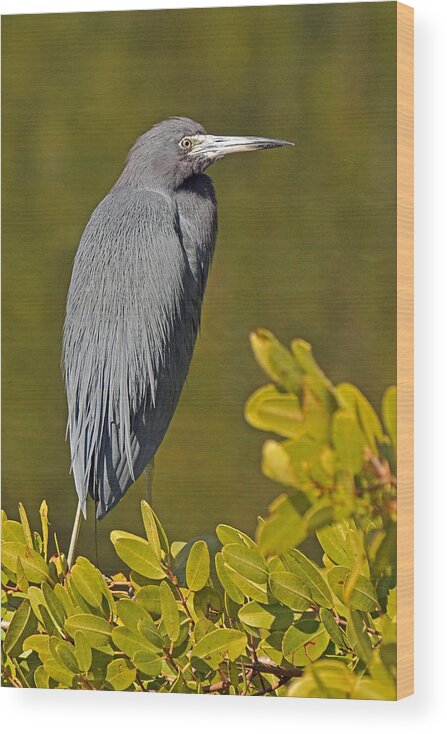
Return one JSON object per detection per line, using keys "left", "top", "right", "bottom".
{"left": 145, "top": 457, "right": 155, "bottom": 505}
{"left": 67, "top": 501, "right": 83, "bottom": 569}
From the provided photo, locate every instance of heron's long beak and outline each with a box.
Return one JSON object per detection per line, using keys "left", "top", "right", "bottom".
{"left": 191, "top": 134, "right": 294, "bottom": 160}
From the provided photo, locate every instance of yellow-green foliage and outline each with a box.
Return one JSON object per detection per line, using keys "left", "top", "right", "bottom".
{"left": 1, "top": 332, "right": 396, "bottom": 697}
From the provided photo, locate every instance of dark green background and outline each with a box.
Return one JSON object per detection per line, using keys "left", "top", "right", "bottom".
{"left": 2, "top": 2, "right": 396, "bottom": 569}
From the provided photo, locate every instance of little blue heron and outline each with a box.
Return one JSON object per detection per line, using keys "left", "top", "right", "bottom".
{"left": 63, "top": 117, "right": 293, "bottom": 566}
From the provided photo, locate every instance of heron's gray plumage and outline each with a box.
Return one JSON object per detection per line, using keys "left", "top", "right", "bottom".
{"left": 63, "top": 117, "right": 292, "bottom": 520}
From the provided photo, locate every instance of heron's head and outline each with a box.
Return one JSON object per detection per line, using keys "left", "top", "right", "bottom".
{"left": 120, "top": 117, "right": 294, "bottom": 191}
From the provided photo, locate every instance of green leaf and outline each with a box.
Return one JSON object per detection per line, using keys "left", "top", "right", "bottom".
{"left": 316, "top": 523, "right": 350, "bottom": 566}
{"left": 285, "top": 549, "right": 333, "bottom": 608}
{"left": 39, "top": 500, "right": 49, "bottom": 561}
{"left": 382, "top": 386, "right": 397, "bottom": 448}
{"left": 215, "top": 552, "right": 244, "bottom": 604}
{"left": 65, "top": 614, "right": 113, "bottom": 648}
{"left": 137, "top": 618, "right": 164, "bottom": 650}
{"left": 191, "top": 628, "right": 247, "bottom": 671}
{"left": 27, "top": 585, "right": 46, "bottom": 624}
{"left": 282, "top": 620, "right": 330, "bottom": 666}
{"left": 40, "top": 606, "right": 62, "bottom": 638}
{"left": 305, "top": 500, "right": 334, "bottom": 532}
{"left": 1, "top": 538, "right": 53, "bottom": 584}
{"left": 105, "top": 658, "right": 136, "bottom": 691}
{"left": 194, "top": 618, "right": 215, "bottom": 642}
{"left": 279, "top": 437, "right": 335, "bottom": 491}
{"left": 141, "top": 500, "right": 169, "bottom": 560}
{"left": 222, "top": 543, "right": 267, "bottom": 584}
{"left": 21, "top": 547, "right": 52, "bottom": 584}
{"left": 18, "top": 502, "right": 33, "bottom": 548}
{"left": 293, "top": 378, "right": 335, "bottom": 443}
{"left": 172, "top": 534, "right": 219, "bottom": 588}
{"left": 111, "top": 625, "right": 161, "bottom": 657}
{"left": 70, "top": 557, "right": 104, "bottom": 608}
{"left": 192, "top": 586, "right": 224, "bottom": 621}
{"left": 223, "top": 565, "right": 269, "bottom": 602}
{"left": 215, "top": 524, "right": 255, "bottom": 549}
{"left": 249, "top": 328, "right": 302, "bottom": 392}
{"left": 23, "top": 633, "right": 50, "bottom": 656}
{"left": 346, "top": 538, "right": 370, "bottom": 592}
{"left": 110, "top": 531, "right": 165, "bottom": 579}
{"left": 369, "top": 645, "right": 396, "bottom": 685}
{"left": 171, "top": 541, "right": 187, "bottom": 558}
{"left": 346, "top": 610, "right": 373, "bottom": 662}
{"left": 261, "top": 440, "right": 300, "bottom": 489}
{"left": 290, "top": 338, "right": 324, "bottom": 374}
{"left": 269, "top": 571, "right": 311, "bottom": 611}
{"left": 353, "top": 676, "right": 396, "bottom": 701}
{"left": 336, "top": 383, "right": 384, "bottom": 452}
{"left": 159, "top": 580, "right": 180, "bottom": 642}
{"left": 186, "top": 540, "right": 210, "bottom": 592}
{"left": 4, "top": 600, "right": 37, "bottom": 657}
{"left": 41, "top": 581, "right": 66, "bottom": 629}
{"left": 319, "top": 608, "right": 346, "bottom": 648}
{"left": 33, "top": 531, "right": 43, "bottom": 555}
{"left": 238, "top": 601, "right": 293, "bottom": 631}
{"left": 327, "top": 566, "right": 378, "bottom": 612}
{"left": 387, "top": 587, "right": 397, "bottom": 622}
{"left": 34, "top": 665, "right": 50, "bottom": 689}
{"left": 331, "top": 410, "right": 365, "bottom": 475}
{"left": 135, "top": 585, "right": 161, "bottom": 618}
{"left": 53, "top": 639, "right": 79, "bottom": 674}
{"left": 116, "top": 598, "right": 151, "bottom": 630}
{"left": 66, "top": 577, "right": 93, "bottom": 614}
{"left": 287, "top": 659, "right": 357, "bottom": 698}
{"left": 2, "top": 520, "right": 26, "bottom": 544}
{"left": 16, "top": 556, "right": 29, "bottom": 593}
{"left": 133, "top": 650, "right": 162, "bottom": 677}
{"left": 43, "top": 658, "right": 76, "bottom": 688}
{"left": 373, "top": 521, "right": 397, "bottom": 576}
{"left": 74, "top": 630, "right": 92, "bottom": 673}
{"left": 257, "top": 631, "right": 284, "bottom": 666}
{"left": 257, "top": 494, "right": 307, "bottom": 556}
{"left": 245, "top": 385, "right": 304, "bottom": 438}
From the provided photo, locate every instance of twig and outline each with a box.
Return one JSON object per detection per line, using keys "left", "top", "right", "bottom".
{"left": 164, "top": 646, "right": 179, "bottom": 674}
{"left": 243, "top": 660, "right": 304, "bottom": 680}
{"left": 365, "top": 450, "right": 396, "bottom": 486}
{"left": 241, "top": 667, "right": 255, "bottom": 696}
{"left": 218, "top": 664, "right": 230, "bottom": 694}
{"left": 253, "top": 676, "right": 289, "bottom": 696}
{"left": 1, "top": 669, "right": 23, "bottom": 688}
{"left": 201, "top": 659, "right": 304, "bottom": 694}
{"left": 1, "top": 584, "right": 18, "bottom": 593}
{"left": 249, "top": 635, "right": 266, "bottom": 692}
{"left": 202, "top": 679, "right": 230, "bottom": 693}
{"left": 167, "top": 568, "right": 194, "bottom": 624}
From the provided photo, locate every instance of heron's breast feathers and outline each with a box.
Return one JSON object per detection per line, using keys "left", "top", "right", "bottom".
{"left": 63, "top": 189, "right": 203, "bottom": 507}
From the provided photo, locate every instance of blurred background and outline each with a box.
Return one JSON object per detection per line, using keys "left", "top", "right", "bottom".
{"left": 2, "top": 2, "right": 396, "bottom": 570}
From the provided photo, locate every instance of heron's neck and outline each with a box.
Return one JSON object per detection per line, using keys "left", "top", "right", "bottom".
{"left": 173, "top": 174, "right": 218, "bottom": 289}
{"left": 113, "top": 148, "right": 185, "bottom": 193}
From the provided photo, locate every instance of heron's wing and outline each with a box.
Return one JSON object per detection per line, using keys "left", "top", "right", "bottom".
{"left": 63, "top": 189, "right": 201, "bottom": 518}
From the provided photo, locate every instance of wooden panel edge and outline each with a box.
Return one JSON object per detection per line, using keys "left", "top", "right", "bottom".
{"left": 396, "top": 1, "right": 414, "bottom": 701}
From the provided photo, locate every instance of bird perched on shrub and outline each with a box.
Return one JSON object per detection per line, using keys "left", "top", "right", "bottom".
{"left": 63, "top": 116, "right": 293, "bottom": 562}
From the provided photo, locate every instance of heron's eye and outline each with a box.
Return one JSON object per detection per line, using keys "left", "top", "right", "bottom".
{"left": 180, "top": 137, "right": 193, "bottom": 150}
